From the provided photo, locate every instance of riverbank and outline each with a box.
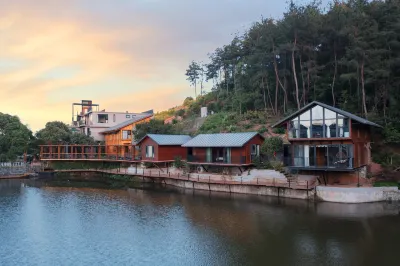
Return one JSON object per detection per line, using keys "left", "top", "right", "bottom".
{"left": 40, "top": 168, "right": 400, "bottom": 203}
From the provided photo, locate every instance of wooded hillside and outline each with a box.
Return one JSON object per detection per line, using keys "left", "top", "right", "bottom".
{"left": 185, "top": 0, "right": 400, "bottom": 144}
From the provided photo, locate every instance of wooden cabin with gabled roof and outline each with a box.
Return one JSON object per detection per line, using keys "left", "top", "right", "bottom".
{"left": 135, "top": 134, "right": 192, "bottom": 163}
{"left": 182, "top": 132, "right": 265, "bottom": 172}
{"left": 272, "top": 101, "right": 382, "bottom": 185}
{"left": 100, "top": 114, "right": 153, "bottom": 160}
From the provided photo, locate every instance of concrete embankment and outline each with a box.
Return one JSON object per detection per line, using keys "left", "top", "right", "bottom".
{"left": 316, "top": 186, "right": 400, "bottom": 203}
{"left": 160, "top": 178, "right": 315, "bottom": 200}
{"left": 47, "top": 169, "right": 400, "bottom": 203}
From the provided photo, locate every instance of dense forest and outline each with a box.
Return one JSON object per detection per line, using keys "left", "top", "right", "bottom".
{"left": 185, "top": 0, "right": 400, "bottom": 144}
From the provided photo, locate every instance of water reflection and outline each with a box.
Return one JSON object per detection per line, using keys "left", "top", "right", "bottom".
{"left": 0, "top": 179, "right": 399, "bottom": 266}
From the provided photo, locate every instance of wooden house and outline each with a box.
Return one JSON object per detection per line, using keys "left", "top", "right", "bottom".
{"left": 182, "top": 132, "right": 264, "bottom": 170}
{"left": 100, "top": 114, "right": 153, "bottom": 160}
{"left": 272, "top": 101, "right": 382, "bottom": 185}
{"left": 135, "top": 134, "right": 192, "bottom": 163}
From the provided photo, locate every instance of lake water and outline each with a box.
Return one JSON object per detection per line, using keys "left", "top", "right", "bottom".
{"left": 1, "top": 178, "right": 400, "bottom": 266}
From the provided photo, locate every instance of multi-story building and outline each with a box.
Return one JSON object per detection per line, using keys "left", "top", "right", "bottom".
{"left": 272, "top": 101, "right": 382, "bottom": 185}
{"left": 71, "top": 100, "right": 153, "bottom": 142}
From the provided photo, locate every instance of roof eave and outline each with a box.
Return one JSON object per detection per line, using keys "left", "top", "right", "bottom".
{"left": 271, "top": 101, "right": 383, "bottom": 128}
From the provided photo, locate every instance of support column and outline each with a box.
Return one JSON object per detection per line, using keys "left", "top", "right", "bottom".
{"left": 304, "top": 127, "right": 310, "bottom": 167}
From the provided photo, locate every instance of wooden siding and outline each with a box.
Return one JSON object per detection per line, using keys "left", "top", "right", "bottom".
{"left": 103, "top": 117, "right": 152, "bottom": 157}
{"left": 190, "top": 134, "right": 264, "bottom": 165}
{"left": 287, "top": 119, "right": 373, "bottom": 169}
{"left": 139, "top": 136, "right": 187, "bottom": 162}
{"left": 140, "top": 137, "right": 159, "bottom": 160}
{"left": 158, "top": 146, "right": 188, "bottom": 161}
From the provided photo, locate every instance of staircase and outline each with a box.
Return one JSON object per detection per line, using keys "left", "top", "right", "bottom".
{"left": 280, "top": 168, "right": 299, "bottom": 183}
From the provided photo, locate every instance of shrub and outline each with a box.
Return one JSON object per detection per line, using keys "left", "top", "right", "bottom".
{"left": 252, "top": 155, "right": 272, "bottom": 169}
{"left": 173, "top": 156, "right": 184, "bottom": 168}
{"left": 262, "top": 137, "right": 283, "bottom": 157}
{"left": 273, "top": 127, "right": 285, "bottom": 134}
{"left": 175, "top": 109, "right": 185, "bottom": 117}
{"left": 258, "top": 126, "right": 268, "bottom": 134}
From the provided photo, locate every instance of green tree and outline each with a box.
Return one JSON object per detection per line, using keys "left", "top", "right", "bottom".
{"left": 0, "top": 113, "right": 34, "bottom": 161}
{"left": 133, "top": 119, "right": 176, "bottom": 141}
{"left": 36, "top": 121, "right": 95, "bottom": 145}
{"left": 185, "top": 61, "right": 202, "bottom": 97}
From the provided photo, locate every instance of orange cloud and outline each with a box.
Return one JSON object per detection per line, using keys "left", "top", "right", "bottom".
{"left": 0, "top": 9, "right": 189, "bottom": 131}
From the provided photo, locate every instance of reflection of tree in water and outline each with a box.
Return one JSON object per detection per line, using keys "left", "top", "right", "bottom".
{"left": 16, "top": 180, "right": 400, "bottom": 266}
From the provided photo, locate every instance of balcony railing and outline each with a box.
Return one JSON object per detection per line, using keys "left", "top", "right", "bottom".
{"left": 284, "top": 156, "right": 354, "bottom": 169}
{"left": 187, "top": 155, "right": 248, "bottom": 165}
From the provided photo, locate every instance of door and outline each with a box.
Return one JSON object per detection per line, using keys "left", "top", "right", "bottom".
{"left": 187, "top": 148, "right": 193, "bottom": 162}
{"left": 316, "top": 146, "right": 327, "bottom": 167}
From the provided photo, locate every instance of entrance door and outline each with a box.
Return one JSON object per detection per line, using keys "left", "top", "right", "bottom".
{"left": 187, "top": 148, "right": 193, "bottom": 162}
{"left": 316, "top": 146, "right": 327, "bottom": 167}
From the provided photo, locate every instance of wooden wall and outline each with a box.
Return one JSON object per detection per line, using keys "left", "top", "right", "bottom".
{"left": 139, "top": 136, "right": 186, "bottom": 161}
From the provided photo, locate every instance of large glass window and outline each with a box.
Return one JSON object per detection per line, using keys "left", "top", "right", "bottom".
{"left": 287, "top": 105, "right": 350, "bottom": 139}
{"left": 293, "top": 145, "right": 304, "bottom": 166}
{"left": 291, "top": 144, "right": 353, "bottom": 168}
{"left": 289, "top": 118, "right": 299, "bottom": 138}
{"left": 311, "top": 106, "right": 324, "bottom": 138}
{"left": 324, "top": 109, "right": 337, "bottom": 138}
{"left": 299, "top": 110, "right": 311, "bottom": 138}
{"left": 338, "top": 115, "right": 350, "bottom": 137}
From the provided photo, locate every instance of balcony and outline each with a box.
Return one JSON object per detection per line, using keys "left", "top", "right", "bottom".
{"left": 284, "top": 156, "right": 354, "bottom": 171}
{"left": 187, "top": 155, "right": 248, "bottom": 165}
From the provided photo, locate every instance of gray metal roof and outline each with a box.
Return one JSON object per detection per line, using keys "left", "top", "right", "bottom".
{"left": 100, "top": 114, "right": 153, "bottom": 134}
{"left": 136, "top": 134, "right": 192, "bottom": 146}
{"left": 272, "top": 101, "right": 382, "bottom": 128}
{"left": 182, "top": 132, "right": 263, "bottom": 147}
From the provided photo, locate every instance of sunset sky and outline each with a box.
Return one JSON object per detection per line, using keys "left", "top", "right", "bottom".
{"left": 0, "top": 0, "right": 328, "bottom": 131}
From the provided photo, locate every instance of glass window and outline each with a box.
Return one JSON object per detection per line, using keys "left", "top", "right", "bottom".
{"left": 98, "top": 114, "right": 108, "bottom": 123}
{"left": 293, "top": 145, "right": 304, "bottom": 166}
{"left": 338, "top": 116, "right": 350, "bottom": 137}
{"left": 146, "top": 146, "right": 154, "bottom": 158}
{"left": 113, "top": 114, "right": 116, "bottom": 122}
{"left": 324, "top": 109, "right": 337, "bottom": 138}
{"left": 126, "top": 115, "right": 130, "bottom": 118}
{"left": 299, "top": 110, "right": 311, "bottom": 138}
{"left": 122, "top": 130, "right": 131, "bottom": 140}
{"left": 311, "top": 106, "right": 324, "bottom": 138}
{"left": 251, "top": 144, "right": 260, "bottom": 155}
{"left": 289, "top": 118, "right": 299, "bottom": 138}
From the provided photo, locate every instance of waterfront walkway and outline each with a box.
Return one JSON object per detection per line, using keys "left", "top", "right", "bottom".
{"left": 51, "top": 168, "right": 316, "bottom": 190}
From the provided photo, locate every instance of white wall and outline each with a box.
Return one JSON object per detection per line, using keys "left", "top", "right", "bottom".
{"left": 90, "top": 112, "right": 145, "bottom": 127}
{"left": 89, "top": 128, "right": 107, "bottom": 141}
